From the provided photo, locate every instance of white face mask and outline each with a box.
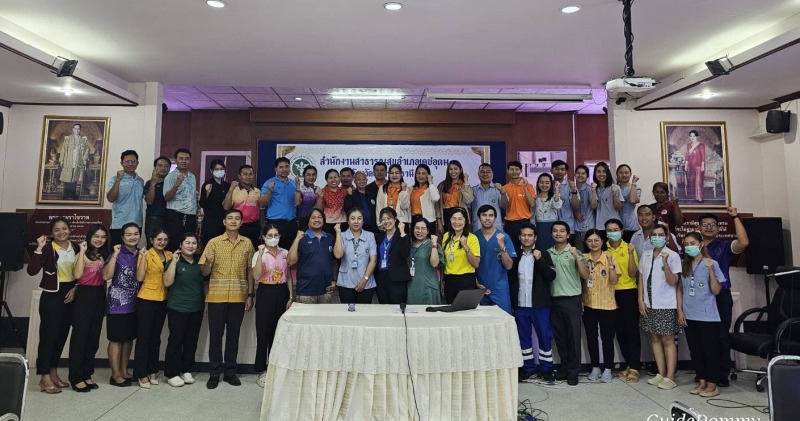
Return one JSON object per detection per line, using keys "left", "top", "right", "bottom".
{"left": 212, "top": 170, "right": 225, "bottom": 179}
{"left": 265, "top": 238, "right": 279, "bottom": 247}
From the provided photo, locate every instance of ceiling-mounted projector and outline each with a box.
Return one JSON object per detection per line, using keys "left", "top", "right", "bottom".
{"left": 605, "top": 77, "right": 657, "bottom": 93}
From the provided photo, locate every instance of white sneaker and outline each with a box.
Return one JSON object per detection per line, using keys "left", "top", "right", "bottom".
{"left": 182, "top": 373, "right": 195, "bottom": 384}
{"left": 256, "top": 372, "right": 267, "bottom": 388}
{"left": 167, "top": 376, "right": 185, "bottom": 387}
{"left": 647, "top": 373, "right": 664, "bottom": 386}
{"left": 601, "top": 369, "right": 613, "bottom": 383}
{"left": 588, "top": 367, "right": 602, "bottom": 381}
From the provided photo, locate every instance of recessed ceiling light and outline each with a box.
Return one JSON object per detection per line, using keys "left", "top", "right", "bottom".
{"left": 331, "top": 94, "right": 404, "bottom": 101}
{"left": 561, "top": 5, "right": 581, "bottom": 14}
{"left": 383, "top": 2, "right": 403, "bottom": 11}
{"left": 294, "top": 97, "right": 302, "bottom": 101}
{"left": 696, "top": 92, "right": 718, "bottom": 99}
{"left": 206, "top": 1, "right": 226, "bottom": 8}
{"left": 62, "top": 88, "right": 74, "bottom": 96}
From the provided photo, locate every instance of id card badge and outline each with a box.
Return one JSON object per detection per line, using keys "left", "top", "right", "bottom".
{"left": 380, "top": 258, "right": 388, "bottom": 269}
{"left": 351, "top": 258, "right": 358, "bottom": 269}
{"left": 409, "top": 258, "right": 416, "bottom": 277}
{"left": 448, "top": 252, "right": 455, "bottom": 262}
{"left": 688, "top": 287, "right": 695, "bottom": 297}
{"left": 587, "top": 276, "right": 594, "bottom": 288}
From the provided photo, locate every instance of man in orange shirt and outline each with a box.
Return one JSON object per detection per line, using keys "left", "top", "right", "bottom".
{"left": 502, "top": 161, "right": 536, "bottom": 253}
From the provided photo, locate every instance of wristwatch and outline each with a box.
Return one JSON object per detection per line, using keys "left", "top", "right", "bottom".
{"left": 247, "top": 292, "right": 255, "bottom": 298}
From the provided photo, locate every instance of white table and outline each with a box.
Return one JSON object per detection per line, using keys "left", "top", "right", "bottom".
{"left": 260, "top": 304, "right": 522, "bottom": 421}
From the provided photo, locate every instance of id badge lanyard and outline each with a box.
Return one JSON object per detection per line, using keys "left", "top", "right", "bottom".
{"left": 351, "top": 238, "right": 360, "bottom": 270}
{"left": 688, "top": 262, "right": 701, "bottom": 297}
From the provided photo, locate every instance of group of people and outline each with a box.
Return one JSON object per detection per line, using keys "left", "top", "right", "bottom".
{"left": 28, "top": 150, "right": 749, "bottom": 400}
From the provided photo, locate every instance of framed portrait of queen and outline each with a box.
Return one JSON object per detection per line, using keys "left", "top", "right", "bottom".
{"left": 660, "top": 121, "right": 730, "bottom": 209}
{"left": 36, "top": 116, "right": 111, "bottom": 205}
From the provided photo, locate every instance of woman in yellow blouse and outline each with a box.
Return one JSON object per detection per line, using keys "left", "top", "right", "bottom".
{"left": 582, "top": 229, "right": 620, "bottom": 383}
{"left": 134, "top": 228, "right": 173, "bottom": 388}
{"left": 441, "top": 207, "right": 483, "bottom": 303}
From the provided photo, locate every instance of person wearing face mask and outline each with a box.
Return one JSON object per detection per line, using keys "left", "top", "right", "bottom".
{"left": 630, "top": 204, "right": 681, "bottom": 259}
{"left": 637, "top": 224, "right": 683, "bottom": 391}
{"left": 677, "top": 232, "right": 725, "bottom": 397}
{"left": 604, "top": 219, "right": 641, "bottom": 383}
{"left": 223, "top": 164, "right": 262, "bottom": 249}
{"left": 251, "top": 225, "right": 293, "bottom": 387}
{"left": 200, "top": 160, "right": 230, "bottom": 245}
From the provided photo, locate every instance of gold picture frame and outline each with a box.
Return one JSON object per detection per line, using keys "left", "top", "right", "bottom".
{"left": 36, "top": 116, "right": 111, "bottom": 206}
{"left": 660, "top": 121, "right": 730, "bottom": 209}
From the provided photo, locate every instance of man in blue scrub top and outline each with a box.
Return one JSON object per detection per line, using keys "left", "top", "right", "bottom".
{"left": 551, "top": 160, "right": 579, "bottom": 245}
{"left": 474, "top": 204, "right": 516, "bottom": 314}
{"left": 261, "top": 157, "right": 298, "bottom": 250}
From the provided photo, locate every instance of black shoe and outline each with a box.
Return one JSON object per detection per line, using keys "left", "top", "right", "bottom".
{"left": 519, "top": 371, "right": 536, "bottom": 382}
{"left": 207, "top": 374, "right": 220, "bottom": 389}
{"left": 223, "top": 374, "right": 241, "bottom": 386}
{"left": 718, "top": 378, "right": 730, "bottom": 388}
{"left": 72, "top": 383, "right": 91, "bottom": 393}
{"left": 542, "top": 372, "right": 555, "bottom": 383}
{"left": 109, "top": 377, "right": 131, "bottom": 387}
{"left": 567, "top": 374, "right": 579, "bottom": 386}
{"left": 86, "top": 380, "right": 99, "bottom": 390}
{"left": 554, "top": 371, "right": 569, "bottom": 381}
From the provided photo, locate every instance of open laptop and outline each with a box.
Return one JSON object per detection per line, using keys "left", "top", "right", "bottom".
{"left": 425, "top": 289, "right": 485, "bottom": 313}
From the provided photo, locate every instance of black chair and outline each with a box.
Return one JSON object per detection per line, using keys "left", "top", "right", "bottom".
{"left": 730, "top": 266, "right": 800, "bottom": 392}
{"left": 0, "top": 353, "right": 28, "bottom": 421}
{"left": 768, "top": 355, "right": 800, "bottom": 421}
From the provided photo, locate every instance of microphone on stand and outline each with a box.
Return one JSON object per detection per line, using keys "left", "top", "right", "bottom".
{"left": 400, "top": 303, "right": 407, "bottom": 314}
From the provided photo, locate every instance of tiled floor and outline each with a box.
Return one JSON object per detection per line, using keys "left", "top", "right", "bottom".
{"left": 17, "top": 367, "right": 771, "bottom": 420}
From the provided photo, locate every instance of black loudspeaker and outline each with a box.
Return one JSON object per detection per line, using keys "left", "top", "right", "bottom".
{"left": 0, "top": 213, "right": 26, "bottom": 272}
{"left": 766, "top": 110, "right": 791, "bottom": 133}
{"left": 742, "top": 217, "right": 785, "bottom": 275}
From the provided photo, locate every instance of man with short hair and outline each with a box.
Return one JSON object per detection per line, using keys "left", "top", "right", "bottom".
{"left": 106, "top": 150, "right": 145, "bottom": 246}
{"left": 471, "top": 163, "right": 504, "bottom": 232}
{"left": 344, "top": 171, "right": 377, "bottom": 232}
{"left": 260, "top": 157, "right": 298, "bottom": 250}
{"left": 698, "top": 207, "right": 749, "bottom": 387}
{"left": 502, "top": 161, "right": 536, "bottom": 254}
{"left": 630, "top": 204, "right": 680, "bottom": 258}
{"left": 365, "top": 161, "right": 388, "bottom": 200}
{"left": 474, "top": 204, "right": 516, "bottom": 314}
{"left": 144, "top": 156, "right": 171, "bottom": 241}
{"left": 547, "top": 221, "right": 589, "bottom": 386}
{"left": 288, "top": 209, "right": 338, "bottom": 304}
{"left": 339, "top": 167, "right": 354, "bottom": 190}
{"left": 163, "top": 148, "right": 197, "bottom": 251}
{"left": 223, "top": 164, "right": 262, "bottom": 248}
{"left": 60, "top": 123, "right": 90, "bottom": 199}
{"left": 508, "top": 222, "right": 556, "bottom": 383}
{"left": 551, "top": 160, "right": 579, "bottom": 244}
{"left": 200, "top": 209, "right": 255, "bottom": 389}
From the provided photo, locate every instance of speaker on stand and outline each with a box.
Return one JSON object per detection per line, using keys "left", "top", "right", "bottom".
{"left": 743, "top": 217, "right": 787, "bottom": 306}
{"left": 0, "top": 212, "right": 27, "bottom": 351}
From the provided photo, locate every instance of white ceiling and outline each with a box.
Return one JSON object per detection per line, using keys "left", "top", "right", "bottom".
{"left": 1, "top": 0, "right": 799, "bottom": 111}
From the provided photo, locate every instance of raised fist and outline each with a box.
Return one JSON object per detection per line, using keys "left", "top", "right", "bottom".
{"left": 430, "top": 234, "right": 438, "bottom": 244}
{"left": 138, "top": 248, "right": 148, "bottom": 257}
{"left": 79, "top": 241, "right": 88, "bottom": 253}
{"left": 334, "top": 223, "right": 341, "bottom": 234}
{"left": 230, "top": 180, "right": 240, "bottom": 190}
{"left": 727, "top": 207, "right": 738, "bottom": 217}
{"left": 205, "top": 249, "right": 215, "bottom": 262}
{"left": 628, "top": 243, "right": 636, "bottom": 254}
{"left": 459, "top": 236, "right": 468, "bottom": 248}
{"left": 258, "top": 244, "right": 266, "bottom": 252}
{"left": 151, "top": 168, "right": 159, "bottom": 181}
{"left": 464, "top": 173, "right": 469, "bottom": 184}
{"left": 632, "top": 175, "right": 639, "bottom": 184}
{"left": 568, "top": 178, "right": 576, "bottom": 190}
{"left": 268, "top": 182, "right": 275, "bottom": 190}
{"left": 554, "top": 180, "right": 561, "bottom": 191}
{"left": 427, "top": 174, "right": 434, "bottom": 184}
{"left": 495, "top": 183, "right": 504, "bottom": 194}
{"left": 401, "top": 182, "right": 408, "bottom": 191}
{"left": 36, "top": 235, "right": 47, "bottom": 250}
{"left": 347, "top": 187, "right": 354, "bottom": 195}
{"left": 496, "top": 233, "right": 505, "bottom": 244}
{"left": 591, "top": 182, "right": 597, "bottom": 190}
{"left": 611, "top": 185, "right": 619, "bottom": 195}
{"left": 705, "top": 257, "right": 714, "bottom": 268}
{"left": 113, "top": 244, "right": 122, "bottom": 256}
{"left": 569, "top": 246, "right": 579, "bottom": 257}
{"left": 116, "top": 169, "right": 125, "bottom": 179}
{"left": 173, "top": 250, "right": 181, "bottom": 260}
{"left": 533, "top": 250, "right": 542, "bottom": 260}
{"left": 296, "top": 230, "right": 305, "bottom": 240}
{"left": 204, "top": 184, "right": 212, "bottom": 193}
{"left": 176, "top": 173, "right": 185, "bottom": 184}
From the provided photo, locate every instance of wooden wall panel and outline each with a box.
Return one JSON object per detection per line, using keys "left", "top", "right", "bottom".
{"left": 161, "top": 109, "right": 608, "bottom": 181}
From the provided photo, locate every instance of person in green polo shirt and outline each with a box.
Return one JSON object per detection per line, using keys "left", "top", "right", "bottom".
{"left": 547, "top": 221, "right": 589, "bottom": 386}
{"left": 163, "top": 233, "right": 204, "bottom": 387}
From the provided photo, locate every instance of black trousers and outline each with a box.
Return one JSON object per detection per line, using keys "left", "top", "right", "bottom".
{"left": 374, "top": 273, "right": 408, "bottom": 305}
{"left": 164, "top": 310, "right": 204, "bottom": 378}
{"left": 207, "top": 302, "right": 246, "bottom": 376}
{"left": 240, "top": 221, "right": 261, "bottom": 250}
{"left": 254, "top": 284, "right": 290, "bottom": 372}
{"left": 685, "top": 319, "right": 722, "bottom": 384}
{"left": 443, "top": 273, "right": 478, "bottom": 304}
{"left": 338, "top": 287, "right": 376, "bottom": 304}
{"left": 165, "top": 210, "right": 198, "bottom": 251}
{"left": 68, "top": 284, "right": 105, "bottom": 384}
{"left": 551, "top": 295, "right": 582, "bottom": 376}
{"left": 715, "top": 289, "right": 733, "bottom": 379}
{"left": 133, "top": 298, "right": 167, "bottom": 379}
{"left": 615, "top": 288, "right": 641, "bottom": 370}
{"left": 37, "top": 283, "right": 74, "bottom": 375}
{"left": 582, "top": 307, "right": 616, "bottom": 370}
{"left": 266, "top": 219, "right": 297, "bottom": 250}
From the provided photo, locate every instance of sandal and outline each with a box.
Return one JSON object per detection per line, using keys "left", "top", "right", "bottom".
{"left": 626, "top": 369, "right": 640, "bottom": 383}
{"left": 616, "top": 368, "right": 630, "bottom": 378}
{"left": 39, "top": 382, "right": 62, "bottom": 394}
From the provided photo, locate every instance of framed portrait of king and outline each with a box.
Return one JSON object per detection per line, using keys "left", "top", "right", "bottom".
{"left": 36, "top": 116, "right": 111, "bottom": 206}
{"left": 660, "top": 121, "right": 730, "bottom": 209}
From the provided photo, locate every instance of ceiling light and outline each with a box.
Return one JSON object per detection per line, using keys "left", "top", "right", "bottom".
{"left": 696, "top": 92, "right": 718, "bottom": 99}
{"left": 426, "top": 92, "right": 591, "bottom": 103}
{"left": 294, "top": 97, "right": 302, "bottom": 101}
{"left": 383, "top": 2, "right": 403, "bottom": 11}
{"left": 561, "top": 5, "right": 581, "bottom": 14}
{"left": 331, "top": 94, "right": 403, "bottom": 101}
{"left": 206, "top": 1, "right": 226, "bottom": 8}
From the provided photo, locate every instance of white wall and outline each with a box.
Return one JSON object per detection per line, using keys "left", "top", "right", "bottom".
{"left": 0, "top": 105, "right": 9, "bottom": 208}
{"left": 609, "top": 104, "right": 790, "bottom": 312}
{"left": 1, "top": 83, "right": 162, "bottom": 318}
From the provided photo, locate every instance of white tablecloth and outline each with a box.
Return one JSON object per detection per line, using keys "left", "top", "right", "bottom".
{"left": 261, "top": 304, "right": 522, "bottom": 421}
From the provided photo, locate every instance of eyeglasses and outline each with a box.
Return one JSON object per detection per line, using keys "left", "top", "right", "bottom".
{"left": 123, "top": 160, "right": 138, "bottom": 164}
{"left": 264, "top": 235, "right": 280, "bottom": 239}
{"left": 478, "top": 170, "right": 492, "bottom": 174}
{"left": 701, "top": 223, "right": 718, "bottom": 228}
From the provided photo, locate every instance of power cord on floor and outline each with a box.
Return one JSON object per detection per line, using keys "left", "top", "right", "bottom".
{"left": 401, "top": 304, "right": 422, "bottom": 421}
{"left": 518, "top": 398, "right": 549, "bottom": 421}
{"left": 705, "top": 398, "right": 770, "bottom": 415}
